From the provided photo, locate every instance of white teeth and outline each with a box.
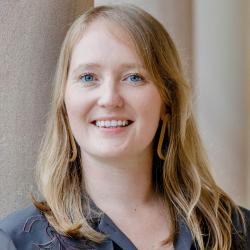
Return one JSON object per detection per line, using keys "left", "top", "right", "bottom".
{"left": 104, "top": 120, "right": 111, "bottom": 127}
{"left": 111, "top": 120, "right": 117, "bottom": 127}
{"left": 122, "top": 121, "right": 129, "bottom": 126}
{"left": 95, "top": 120, "right": 130, "bottom": 128}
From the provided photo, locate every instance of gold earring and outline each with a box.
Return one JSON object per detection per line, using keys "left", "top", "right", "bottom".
{"left": 157, "top": 114, "right": 169, "bottom": 160}
{"left": 63, "top": 105, "right": 77, "bottom": 162}
{"left": 69, "top": 129, "right": 77, "bottom": 162}
{"left": 65, "top": 115, "right": 77, "bottom": 162}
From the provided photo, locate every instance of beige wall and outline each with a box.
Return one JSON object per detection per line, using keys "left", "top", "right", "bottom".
{"left": 193, "top": 0, "right": 249, "bottom": 207}
{"left": 0, "top": 0, "right": 93, "bottom": 218}
{"left": 247, "top": 0, "right": 250, "bottom": 208}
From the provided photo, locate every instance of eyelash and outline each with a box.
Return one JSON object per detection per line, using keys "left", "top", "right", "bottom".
{"left": 79, "top": 72, "right": 97, "bottom": 83}
{"left": 125, "top": 73, "right": 145, "bottom": 83}
{"left": 78, "top": 72, "right": 145, "bottom": 85}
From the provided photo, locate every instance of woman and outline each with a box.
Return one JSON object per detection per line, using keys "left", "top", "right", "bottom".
{"left": 0, "top": 4, "right": 249, "bottom": 250}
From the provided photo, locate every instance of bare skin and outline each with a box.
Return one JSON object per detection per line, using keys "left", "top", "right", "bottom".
{"left": 82, "top": 152, "right": 174, "bottom": 250}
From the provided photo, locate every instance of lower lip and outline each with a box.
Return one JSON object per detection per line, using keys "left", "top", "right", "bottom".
{"left": 92, "top": 124, "right": 131, "bottom": 134}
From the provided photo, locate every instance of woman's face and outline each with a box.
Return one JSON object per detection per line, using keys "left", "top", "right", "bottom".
{"left": 64, "top": 19, "right": 163, "bottom": 160}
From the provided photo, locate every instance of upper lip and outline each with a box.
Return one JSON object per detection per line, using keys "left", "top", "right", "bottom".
{"left": 90, "top": 117, "right": 134, "bottom": 123}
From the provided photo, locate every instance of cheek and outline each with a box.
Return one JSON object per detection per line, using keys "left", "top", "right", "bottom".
{"left": 64, "top": 89, "right": 93, "bottom": 145}
{"left": 130, "top": 86, "right": 162, "bottom": 143}
{"left": 136, "top": 89, "right": 162, "bottom": 124}
{"left": 64, "top": 88, "right": 92, "bottom": 120}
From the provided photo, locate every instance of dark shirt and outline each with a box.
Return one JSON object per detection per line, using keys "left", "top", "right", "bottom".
{"left": 0, "top": 205, "right": 249, "bottom": 250}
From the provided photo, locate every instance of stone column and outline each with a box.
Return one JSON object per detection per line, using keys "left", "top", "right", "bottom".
{"left": 0, "top": 0, "right": 93, "bottom": 217}
{"left": 193, "top": 0, "right": 248, "bottom": 207}
{"left": 247, "top": 0, "right": 250, "bottom": 208}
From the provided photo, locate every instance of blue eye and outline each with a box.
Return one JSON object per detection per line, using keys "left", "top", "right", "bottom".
{"left": 79, "top": 73, "right": 95, "bottom": 82}
{"left": 127, "top": 74, "right": 144, "bottom": 83}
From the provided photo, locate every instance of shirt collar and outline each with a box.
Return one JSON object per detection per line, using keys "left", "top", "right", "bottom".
{"left": 88, "top": 197, "right": 194, "bottom": 249}
{"left": 174, "top": 217, "right": 194, "bottom": 250}
{"left": 98, "top": 214, "right": 138, "bottom": 250}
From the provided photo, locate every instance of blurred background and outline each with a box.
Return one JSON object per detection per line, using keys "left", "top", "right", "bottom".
{"left": 0, "top": 0, "right": 249, "bottom": 217}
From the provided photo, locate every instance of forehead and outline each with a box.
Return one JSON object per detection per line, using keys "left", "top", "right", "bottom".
{"left": 69, "top": 18, "right": 143, "bottom": 68}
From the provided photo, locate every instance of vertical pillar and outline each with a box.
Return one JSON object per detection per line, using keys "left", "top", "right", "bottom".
{"left": 247, "top": 0, "right": 250, "bottom": 208}
{"left": 193, "top": 0, "right": 248, "bottom": 206}
{"left": 0, "top": 0, "right": 93, "bottom": 217}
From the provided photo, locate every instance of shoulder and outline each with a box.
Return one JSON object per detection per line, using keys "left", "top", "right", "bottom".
{"left": 0, "top": 205, "right": 59, "bottom": 250}
{"left": 240, "top": 206, "right": 250, "bottom": 237}
{"left": 231, "top": 206, "right": 250, "bottom": 249}
{"left": 235, "top": 206, "right": 250, "bottom": 230}
{"left": 0, "top": 205, "right": 97, "bottom": 250}
{"left": 0, "top": 205, "right": 41, "bottom": 234}
{"left": 0, "top": 229, "right": 17, "bottom": 250}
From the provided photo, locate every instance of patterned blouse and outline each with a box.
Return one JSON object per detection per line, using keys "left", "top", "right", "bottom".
{"left": 0, "top": 204, "right": 249, "bottom": 249}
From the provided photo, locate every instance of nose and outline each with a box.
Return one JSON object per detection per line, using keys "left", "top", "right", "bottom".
{"left": 97, "top": 81, "right": 124, "bottom": 109}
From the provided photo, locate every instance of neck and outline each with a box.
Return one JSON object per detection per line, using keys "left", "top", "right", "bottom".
{"left": 81, "top": 149, "right": 158, "bottom": 214}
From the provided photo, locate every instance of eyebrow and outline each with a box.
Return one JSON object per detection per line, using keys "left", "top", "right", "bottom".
{"left": 71, "top": 63, "right": 146, "bottom": 76}
{"left": 71, "top": 63, "right": 101, "bottom": 76}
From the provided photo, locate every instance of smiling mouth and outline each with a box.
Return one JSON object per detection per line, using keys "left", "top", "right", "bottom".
{"left": 91, "top": 120, "right": 134, "bottom": 128}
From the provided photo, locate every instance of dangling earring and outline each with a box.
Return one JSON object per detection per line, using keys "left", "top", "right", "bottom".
{"left": 69, "top": 128, "right": 77, "bottom": 162}
{"left": 65, "top": 114, "right": 77, "bottom": 162}
{"left": 157, "top": 114, "right": 169, "bottom": 160}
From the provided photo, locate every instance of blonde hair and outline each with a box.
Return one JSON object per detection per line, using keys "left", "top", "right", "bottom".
{"left": 35, "top": 4, "right": 246, "bottom": 249}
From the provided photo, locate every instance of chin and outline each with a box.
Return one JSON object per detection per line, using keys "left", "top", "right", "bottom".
{"left": 87, "top": 146, "right": 133, "bottom": 159}
{"left": 94, "top": 150, "right": 129, "bottom": 159}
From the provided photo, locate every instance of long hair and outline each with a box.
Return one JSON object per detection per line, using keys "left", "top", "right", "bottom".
{"left": 34, "top": 4, "right": 246, "bottom": 249}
